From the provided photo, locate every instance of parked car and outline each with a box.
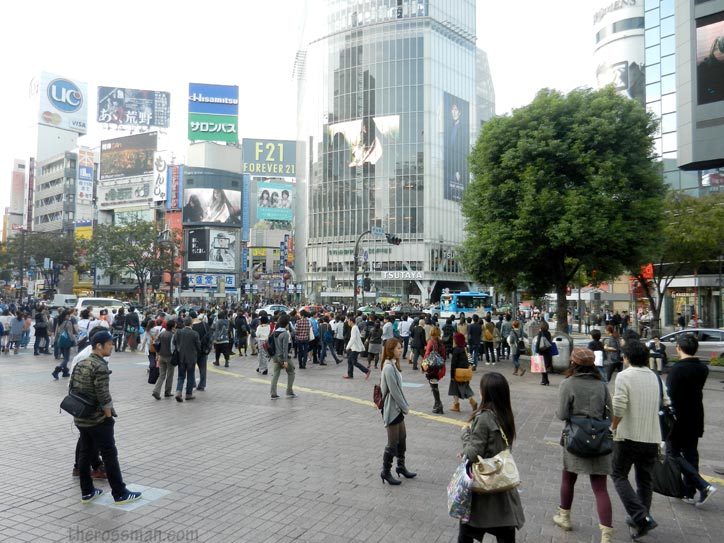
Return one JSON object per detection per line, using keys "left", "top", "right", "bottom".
{"left": 358, "top": 305, "right": 382, "bottom": 315}
{"left": 659, "top": 329, "right": 724, "bottom": 359}
{"left": 298, "top": 305, "right": 328, "bottom": 317}
{"left": 259, "top": 304, "right": 292, "bottom": 315}
{"left": 76, "top": 297, "right": 125, "bottom": 318}
{"left": 385, "top": 304, "right": 425, "bottom": 320}
{"left": 422, "top": 304, "right": 440, "bottom": 318}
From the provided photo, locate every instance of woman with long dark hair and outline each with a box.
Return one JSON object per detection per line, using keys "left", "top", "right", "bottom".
{"left": 535, "top": 320, "right": 554, "bottom": 385}
{"left": 460, "top": 372, "right": 524, "bottom": 542}
{"left": 448, "top": 332, "right": 477, "bottom": 412}
{"left": 553, "top": 348, "right": 613, "bottom": 542}
{"left": 379, "top": 338, "right": 416, "bottom": 485}
{"left": 422, "top": 326, "right": 446, "bottom": 414}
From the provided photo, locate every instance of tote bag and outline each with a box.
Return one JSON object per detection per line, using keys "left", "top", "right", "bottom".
{"left": 530, "top": 354, "right": 546, "bottom": 373}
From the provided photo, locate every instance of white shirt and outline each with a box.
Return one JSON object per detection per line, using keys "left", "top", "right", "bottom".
{"left": 398, "top": 318, "right": 412, "bottom": 338}
{"left": 346, "top": 324, "right": 365, "bottom": 352}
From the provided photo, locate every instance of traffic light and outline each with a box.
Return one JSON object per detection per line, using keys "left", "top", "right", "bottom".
{"left": 363, "top": 276, "right": 372, "bottom": 291}
{"left": 385, "top": 233, "right": 402, "bottom": 245}
{"left": 181, "top": 274, "right": 190, "bottom": 289}
{"left": 566, "top": 285, "right": 572, "bottom": 296}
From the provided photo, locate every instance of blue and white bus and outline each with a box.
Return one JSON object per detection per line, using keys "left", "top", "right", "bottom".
{"left": 439, "top": 291, "right": 491, "bottom": 320}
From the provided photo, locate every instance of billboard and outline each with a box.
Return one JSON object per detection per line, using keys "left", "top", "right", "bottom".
{"left": 97, "top": 179, "right": 152, "bottom": 209}
{"left": 242, "top": 139, "right": 297, "bottom": 177}
{"left": 38, "top": 72, "right": 88, "bottom": 135}
{"left": 327, "top": 115, "right": 399, "bottom": 175}
{"left": 97, "top": 86, "right": 171, "bottom": 128}
{"left": 182, "top": 188, "right": 242, "bottom": 224}
{"left": 10, "top": 161, "right": 24, "bottom": 215}
{"left": 152, "top": 152, "right": 169, "bottom": 202}
{"left": 77, "top": 148, "right": 94, "bottom": 203}
{"left": 188, "top": 83, "right": 239, "bottom": 143}
{"left": 186, "top": 228, "right": 237, "bottom": 272}
{"left": 443, "top": 92, "right": 470, "bottom": 202}
{"left": 257, "top": 183, "right": 293, "bottom": 222}
{"left": 100, "top": 132, "right": 157, "bottom": 180}
{"left": 696, "top": 11, "right": 724, "bottom": 105}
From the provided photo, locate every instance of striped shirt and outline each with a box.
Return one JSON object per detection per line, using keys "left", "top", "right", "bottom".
{"left": 612, "top": 366, "right": 667, "bottom": 444}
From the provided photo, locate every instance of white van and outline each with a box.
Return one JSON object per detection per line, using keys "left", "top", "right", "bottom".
{"left": 75, "top": 297, "right": 125, "bottom": 318}
{"left": 50, "top": 294, "right": 78, "bottom": 308}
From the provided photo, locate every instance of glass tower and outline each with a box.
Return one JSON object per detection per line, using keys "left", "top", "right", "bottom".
{"left": 295, "top": 0, "right": 493, "bottom": 303}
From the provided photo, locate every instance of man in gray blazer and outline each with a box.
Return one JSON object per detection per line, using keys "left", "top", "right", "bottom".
{"left": 174, "top": 317, "right": 201, "bottom": 402}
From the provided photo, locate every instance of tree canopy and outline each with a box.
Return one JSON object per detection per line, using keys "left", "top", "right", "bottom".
{"left": 461, "top": 87, "right": 666, "bottom": 326}
{"left": 77, "top": 221, "right": 176, "bottom": 306}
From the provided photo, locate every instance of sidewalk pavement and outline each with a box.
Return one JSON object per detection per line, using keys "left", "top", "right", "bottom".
{"left": 1, "top": 344, "right": 723, "bottom": 542}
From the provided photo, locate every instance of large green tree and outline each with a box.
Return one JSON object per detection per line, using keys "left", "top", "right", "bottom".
{"left": 3, "top": 231, "right": 76, "bottom": 288}
{"left": 462, "top": 87, "right": 666, "bottom": 329}
{"left": 78, "top": 221, "right": 172, "bottom": 306}
{"left": 633, "top": 191, "right": 724, "bottom": 329}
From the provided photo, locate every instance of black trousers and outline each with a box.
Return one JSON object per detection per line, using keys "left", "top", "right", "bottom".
{"left": 611, "top": 439, "right": 657, "bottom": 525}
{"left": 458, "top": 523, "right": 515, "bottom": 543}
{"left": 77, "top": 418, "right": 128, "bottom": 499}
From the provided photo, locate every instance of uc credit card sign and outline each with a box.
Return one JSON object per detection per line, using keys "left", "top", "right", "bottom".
{"left": 188, "top": 83, "right": 239, "bottom": 142}
{"left": 38, "top": 72, "right": 88, "bottom": 135}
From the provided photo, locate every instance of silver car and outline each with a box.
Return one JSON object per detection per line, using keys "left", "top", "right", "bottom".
{"left": 659, "top": 329, "right": 724, "bottom": 359}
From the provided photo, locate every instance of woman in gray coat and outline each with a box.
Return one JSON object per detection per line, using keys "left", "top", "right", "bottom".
{"left": 460, "top": 372, "right": 524, "bottom": 542}
{"left": 553, "top": 348, "right": 614, "bottom": 543}
{"left": 380, "top": 338, "right": 416, "bottom": 485}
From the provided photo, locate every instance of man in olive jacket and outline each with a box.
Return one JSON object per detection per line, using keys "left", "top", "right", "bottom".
{"left": 71, "top": 330, "right": 141, "bottom": 505}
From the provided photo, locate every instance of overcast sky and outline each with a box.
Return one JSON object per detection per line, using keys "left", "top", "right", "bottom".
{"left": 0, "top": 1, "right": 595, "bottom": 232}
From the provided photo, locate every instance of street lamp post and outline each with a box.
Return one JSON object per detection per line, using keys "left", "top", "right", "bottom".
{"left": 353, "top": 229, "right": 372, "bottom": 314}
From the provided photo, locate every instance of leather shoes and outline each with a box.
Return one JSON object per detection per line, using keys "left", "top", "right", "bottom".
{"left": 185, "top": 395, "right": 196, "bottom": 400}
{"left": 342, "top": 375, "right": 353, "bottom": 379}
{"left": 152, "top": 392, "right": 161, "bottom": 400}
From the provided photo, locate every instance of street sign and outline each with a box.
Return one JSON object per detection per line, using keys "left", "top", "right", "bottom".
{"left": 371, "top": 226, "right": 384, "bottom": 236}
{"left": 363, "top": 250, "right": 368, "bottom": 262}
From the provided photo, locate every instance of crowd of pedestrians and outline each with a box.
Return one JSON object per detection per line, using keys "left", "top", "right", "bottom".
{"left": 3, "top": 297, "right": 718, "bottom": 537}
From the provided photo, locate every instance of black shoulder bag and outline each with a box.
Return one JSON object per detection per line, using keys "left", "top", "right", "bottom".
{"left": 60, "top": 365, "right": 98, "bottom": 418}
{"left": 563, "top": 385, "right": 613, "bottom": 458}
{"left": 657, "top": 375, "right": 676, "bottom": 440}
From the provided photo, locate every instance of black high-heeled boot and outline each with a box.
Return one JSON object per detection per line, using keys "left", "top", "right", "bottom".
{"left": 395, "top": 442, "right": 416, "bottom": 479}
{"left": 380, "top": 447, "right": 401, "bottom": 485}
{"left": 431, "top": 384, "right": 444, "bottom": 414}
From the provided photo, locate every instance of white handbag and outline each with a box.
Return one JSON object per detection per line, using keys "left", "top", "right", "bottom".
{"left": 470, "top": 427, "right": 521, "bottom": 494}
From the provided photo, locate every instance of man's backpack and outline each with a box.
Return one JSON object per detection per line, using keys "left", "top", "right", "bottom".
{"left": 199, "top": 323, "right": 213, "bottom": 355}
{"left": 484, "top": 327, "right": 494, "bottom": 342}
{"left": 264, "top": 331, "right": 280, "bottom": 358}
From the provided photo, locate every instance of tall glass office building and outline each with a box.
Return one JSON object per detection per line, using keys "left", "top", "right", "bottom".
{"left": 295, "top": 0, "right": 494, "bottom": 304}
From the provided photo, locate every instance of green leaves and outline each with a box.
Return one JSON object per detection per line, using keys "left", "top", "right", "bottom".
{"left": 462, "top": 87, "right": 665, "bottom": 317}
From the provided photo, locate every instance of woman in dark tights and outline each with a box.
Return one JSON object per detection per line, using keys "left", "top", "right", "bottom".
{"left": 553, "top": 348, "right": 613, "bottom": 542}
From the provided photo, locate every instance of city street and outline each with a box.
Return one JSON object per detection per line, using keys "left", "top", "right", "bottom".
{"left": 1, "top": 344, "right": 723, "bottom": 543}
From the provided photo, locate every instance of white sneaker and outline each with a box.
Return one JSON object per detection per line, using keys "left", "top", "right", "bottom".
{"left": 696, "top": 485, "right": 717, "bottom": 507}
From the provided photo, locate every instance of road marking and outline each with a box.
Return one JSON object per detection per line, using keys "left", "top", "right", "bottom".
{"left": 208, "top": 367, "right": 467, "bottom": 427}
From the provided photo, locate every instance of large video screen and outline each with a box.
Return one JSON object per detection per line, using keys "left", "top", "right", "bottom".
{"left": 443, "top": 92, "right": 470, "bottom": 202}
{"left": 696, "top": 12, "right": 724, "bottom": 105}
{"left": 327, "top": 115, "right": 399, "bottom": 174}
{"left": 186, "top": 228, "right": 237, "bottom": 272}
{"left": 100, "top": 132, "right": 157, "bottom": 180}
{"left": 257, "top": 183, "right": 293, "bottom": 222}
{"left": 182, "top": 188, "right": 242, "bottom": 225}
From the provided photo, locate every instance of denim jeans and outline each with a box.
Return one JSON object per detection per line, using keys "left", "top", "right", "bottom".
{"left": 320, "top": 339, "right": 338, "bottom": 363}
{"left": 176, "top": 362, "right": 196, "bottom": 396}
{"left": 469, "top": 344, "right": 480, "bottom": 367}
{"left": 346, "top": 351, "right": 369, "bottom": 377}
{"left": 296, "top": 340, "right": 309, "bottom": 368}
{"left": 612, "top": 439, "right": 658, "bottom": 525}
{"left": 77, "top": 418, "right": 128, "bottom": 499}
{"left": 401, "top": 336, "right": 410, "bottom": 359}
{"left": 483, "top": 341, "right": 496, "bottom": 362}
{"left": 411, "top": 347, "right": 422, "bottom": 368}
{"left": 512, "top": 353, "right": 520, "bottom": 370}
{"left": 60, "top": 346, "right": 72, "bottom": 373}
{"left": 667, "top": 437, "right": 708, "bottom": 497}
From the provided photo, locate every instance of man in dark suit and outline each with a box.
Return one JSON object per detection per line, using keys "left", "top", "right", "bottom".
{"left": 666, "top": 333, "right": 716, "bottom": 506}
{"left": 174, "top": 317, "right": 201, "bottom": 402}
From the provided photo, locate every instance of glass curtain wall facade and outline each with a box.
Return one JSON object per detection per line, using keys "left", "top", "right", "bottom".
{"left": 645, "top": 0, "right": 701, "bottom": 193}
{"left": 296, "top": 0, "right": 491, "bottom": 303}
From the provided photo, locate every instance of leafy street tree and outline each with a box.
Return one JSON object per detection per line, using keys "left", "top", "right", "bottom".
{"left": 77, "top": 221, "right": 172, "bottom": 306}
{"left": 462, "top": 87, "right": 666, "bottom": 329}
{"left": 633, "top": 191, "right": 724, "bottom": 330}
{"left": 3, "top": 232, "right": 76, "bottom": 290}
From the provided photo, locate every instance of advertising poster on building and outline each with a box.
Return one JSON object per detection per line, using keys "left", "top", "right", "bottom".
{"left": 188, "top": 83, "right": 239, "bottom": 143}
{"left": 242, "top": 139, "right": 296, "bottom": 177}
{"left": 100, "top": 132, "right": 158, "bottom": 180}
{"left": 97, "top": 86, "right": 171, "bottom": 128}
{"left": 257, "top": 183, "right": 293, "bottom": 222}
{"left": 696, "top": 12, "right": 724, "bottom": 105}
{"left": 443, "top": 92, "right": 469, "bottom": 202}
{"left": 77, "top": 149, "right": 94, "bottom": 203}
{"left": 326, "top": 115, "right": 399, "bottom": 179}
{"left": 37, "top": 72, "right": 88, "bottom": 135}
{"left": 152, "top": 152, "right": 168, "bottom": 202}
{"left": 186, "top": 228, "right": 237, "bottom": 272}
{"left": 97, "top": 179, "right": 153, "bottom": 209}
{"left": 182, "top": 188, "right": 242, "bottom": 224}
